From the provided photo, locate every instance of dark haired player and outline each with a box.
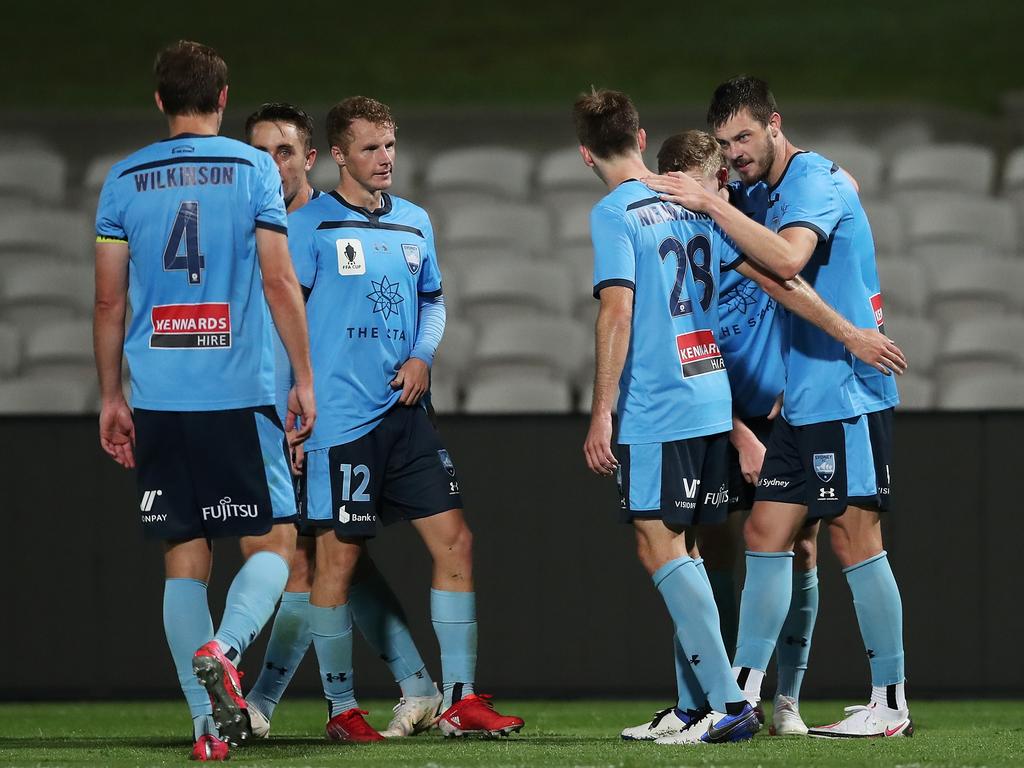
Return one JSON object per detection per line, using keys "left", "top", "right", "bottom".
{"left": 647, "top": 75, "right": 912, "bottom": 739}
{"left": 242, "top": 102, "right": 441, "bottom": 739}
{"left": 575, "top": 89, "right": 901, "bottom": 745}
{"left": 93, "top": 42, "right": 315, "bottom": 761}
{"left": 288, "top": 96, "right": 523, "bottom": 742}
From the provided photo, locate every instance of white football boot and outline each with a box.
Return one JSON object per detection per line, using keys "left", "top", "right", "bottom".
{"left": 770, "top": 694, "right": 809, "bottom": 736}
{"left": 245, "top": 700, "right": 271, "bottom": 739}
{"left": 379, "top": 685, "right": 444, "bottom": 738}
{"left": 621, "top": 707, "right": 696, "bottom": 741}
{"left": 653, "top": 709, "right": 715, "bottom": 744}
{"left": 808, "top": 702, "right": 914, "bottom": 739}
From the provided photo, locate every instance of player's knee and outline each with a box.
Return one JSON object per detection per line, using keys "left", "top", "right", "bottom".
{"left": 793, "top": 533, "right": 817, "bottom": 569}
{"left": 438, "top": 523, "right": 473, "bottom": 566}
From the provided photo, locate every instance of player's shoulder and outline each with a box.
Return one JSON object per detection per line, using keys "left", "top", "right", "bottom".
{"left": 786, "top": 151, "right": 838, "bottom": 184}
{"left": 288, "top": 190, "right": 335, "bottom": 229}
{"left": 595, "top": 179, "right": 656, "bottom": 214}
{"left": 384, "top": 193, "right": 432, "bottom": 233}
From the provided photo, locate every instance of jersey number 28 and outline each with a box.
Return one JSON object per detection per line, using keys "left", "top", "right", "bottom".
{"left": 658, "top": 234, "right": 714, "bottom": 317}
{"left": 163, "top": 200, "right": 205, "bottom": 285}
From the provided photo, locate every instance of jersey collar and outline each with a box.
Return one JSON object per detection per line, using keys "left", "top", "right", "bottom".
{"left": 329, "top": 190, "right": 393, "bottom": 219}
{"left": 160, "top": 132, "right": 217, "bottom": 142}
{"left": 767, "top": 150, "right": 808, "bottom": 193}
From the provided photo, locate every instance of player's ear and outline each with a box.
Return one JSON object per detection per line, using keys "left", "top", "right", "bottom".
{"left": 637, "top": 128, "right": 647, "bottom": 152}
{"left": 769, "top": 112, "right": 782, "bottom": 138}
{"left": 305, "top": 147, "right": 317, "bottom": 173}
{"left": 154, "top": 91, "right": 165, "bottom": 114}
{"left": 331, "top": 145, "right": 345, "bottom": 168}
{"left": 717, "top": 166, "right": 729, "bottom": 188}
{"left": 579, "top": 145, "right": 595, "bottom": 168}
{"left": 218, "top": 86, "right": 229, "bottom": 112}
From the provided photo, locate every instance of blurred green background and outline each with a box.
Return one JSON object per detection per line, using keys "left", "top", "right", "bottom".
{"left": 1, "top": 0, "right": 1019, "bottom": 113}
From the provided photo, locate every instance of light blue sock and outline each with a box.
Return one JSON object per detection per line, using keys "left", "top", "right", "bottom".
{"left": 350, "top": 571, "right": 435, "bottom": 698}
{"left": 215, "top": 551, "right": 290, "bottom": 658}
{"left": 735, "top": 551, "right": 794, "bottom": 673}
{"left": 845, "top": 552, "right": 905, "bottom": 686}
{"left": 246, "top": 591, "right": 312, "bottom": 719}
{"left": 163, "top": 579, "right": 215, "bottom": 724}
{"left": 310, "top": 603, "right": 358, "bottom": 716}
{"left": 431, "top": 589, "right": 476, "bottom": 709}
{"left": 653, "top": 557, "right": 744, "bottom": 713}
{"left": 671, "top": 559, "right": 710, "bottom": 711}
{"left": 775, "top": 567, "right": 819, "bottom": 701}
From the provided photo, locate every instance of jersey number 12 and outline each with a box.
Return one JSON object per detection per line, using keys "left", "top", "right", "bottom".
{"left": 163, "top": 201, "right": 205, "bottom": 285}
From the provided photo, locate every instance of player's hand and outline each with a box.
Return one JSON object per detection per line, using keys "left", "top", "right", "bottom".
{"left": 846, "top": 328, "right": 907, "bottom": 376}
{"left": 288, "top": 437, "right": 305, "bottom": 476}
{"left": 643, "top": 171, "right": 714, "bottom": 212}
{"left": 768, "top": 392, "right": 784, "bottom": 420}
{"left": 99, "top": 397, "right": 136, "bottom": 469}
{"left": 286, "top": 381, "right": 316, "bottom": 445}
{"left": 737, "top": 434, "right": 767, "bottom": 486}
{"left": 391, "top": 357, "right": 430, "bottom": 405}
{"left": 584, "top": 412, "right": 618, "bottom": 476}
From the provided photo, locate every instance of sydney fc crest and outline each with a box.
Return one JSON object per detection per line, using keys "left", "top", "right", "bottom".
{"left": 402, "top": 244, "right": 421, "bottom": 275}
{"left": 437, "top": 449, "right": 456, "bottom": 477}
{"left": 813, "top": 453, "right": 836, "bottom": 483}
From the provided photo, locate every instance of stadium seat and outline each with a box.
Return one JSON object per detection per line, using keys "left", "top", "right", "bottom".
{"left": 463, "top": 374, "right": 573, "bottom": 414}
{"left": 883, "top": 314, "right": 939, "bottom": 373}
{"left": 0, "top": 323, "right": 21, "bottom": 378}
{"left": 83, "top": 152, "right": 129, "bottom": 192}
{"left": 554, "top": 200, "right": 593, "bottom": 246}
{"left": 423, "top": 147, "right": 533, "bottom": 204}
{"left": 458, "top": 260, "right": 571, "bottom": 320}
{"left": 927, "top": 259, "right": 1023, "bottom": 324}
{"left": 560, "top": 244, "right": 597, "bottom": 315}
{"left": 576, "top": 378, "right": 617, "bottom": 414}
{"left": 863, "top": 201, "right": 906, "bottom": 257}
{"left": 441, "top": 245, "right": 528, "bottom": 273}
{"left": 427, "top": 376, "right": 459, "bottom": 414}
{"left": 441, "top": 202, "right": 552, "bottom": 257}
{"left": 0, "top": 147, "right": 67, "bottom": 204}
{"left": 433, "top": 321, "right": 476, "bottom": 375}
{"left": 0, "top": 209, "right": 94, "bottom": 261}
{"left": 1001, "top": 146, "right": 1024, "bottom": 194}
{"left": 471, "top": 316, "right": 589, "bottom": 381}
{"left": 0, "top": 262, "right": 93, "bottom": 331}
{"left": 21, "top": 319, "right": 95, "bottom": 379}
{"left": 935, "top": 316, "right": 1024, "bottom": 380}
{"left": 937, "top": 371, "right": 1024, "bottom": 410}
{"left": 813, "top": 141, "right": 884, "bottom": 199}
{"left": 893, "top": 373, "right": 934, "bottom": 410}
{"left": 0, "top": 376, "right": 94, "bottom": 414}
{"left": 910, "top": 243, "right": 1002, "bottom": 270}
{"left": 876, "top": 261, "right": 928, "bottom": 316}
{"left": 904, "top": 197, "right": 1017, "bottom": 253}
{"left": 889, "top": 143, "right": 996, "bottom": 197}
{"left": 876, "top": 120, "right": 934, "bottom": 158}
{"left": 536, "top": 147, "right": 605, "bottom": 207}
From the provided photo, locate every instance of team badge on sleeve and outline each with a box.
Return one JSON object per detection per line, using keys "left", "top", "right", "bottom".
{"left": 813, "top": 453, "right": 836, "bottom": 483}
{"left": 437, "top": 449, "right": 456, "bottom": 476}
{"left": 402, "top": 244, "right": 421, "bottom": 275}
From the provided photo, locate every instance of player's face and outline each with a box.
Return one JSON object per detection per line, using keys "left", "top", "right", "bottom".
{"left": 713, "top": 108, "right": 776, "bottom": 186}
{"left": 249, "top": 121, "right": 314, "bottom": 206}
{"left": 338, "top": 119, "right": 395, "bottom": 193}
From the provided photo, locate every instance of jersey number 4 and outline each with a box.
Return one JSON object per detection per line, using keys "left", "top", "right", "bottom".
{"left": 658, "top": 234, "right": 714, "bottom": 317}
{"left": 163, "top": 201, "right": 205, "bottom": 285}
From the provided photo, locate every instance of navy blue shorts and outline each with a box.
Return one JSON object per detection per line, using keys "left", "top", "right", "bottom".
{"left": 301, "top": 405, "right": 463, "bottom": 538}
{"left": 754, "top": 408, "right": 893, "bottom": 520}
{"left": 134, "top": 406, "right": 297, "bottom": 540}
{"left": 616, "top": 432, "right": 730, "bottom": 527}
{"left": 727, "top": 415, "right": 774, "bottom": 512}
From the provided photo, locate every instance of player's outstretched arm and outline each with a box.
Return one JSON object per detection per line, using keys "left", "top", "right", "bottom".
{"left": 737, "top": 260, "right": 907, "bottom": 376}
{"left": 256, "top": 228, "right": 316, "bottom": 441}
{"left": 730, "top": 414, "right": 767, "bottom": 486}
{"left": 94, "top": 240, "right": 135, "bottom": 468}
{"left": 585, "top": 286, "right": 632, "bottom": 476}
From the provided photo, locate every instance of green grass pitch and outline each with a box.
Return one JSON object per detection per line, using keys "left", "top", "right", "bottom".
{"left": 0, "top": 699, "right": 1020, "bottom": 767}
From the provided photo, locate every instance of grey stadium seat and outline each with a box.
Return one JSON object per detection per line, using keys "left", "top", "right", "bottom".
{"left": 813, "top": 142, "right": 884, "bottom": 199}
{"left": 459, "top": 260, "right": 571, "bottom": 320}
{"left": 910, "top": 243, "right": 1003, "bottom": 272}
{"left": 1001, "top": 146, "right": 1024, "bottom": 194}
{"left": 863, "top": 201, "right": 906, "bottom": 257}
{"left": 883, "top": 314, "right": 939, "bottom": 373}
{"left": 21, "top": 319, "right": 95, "bottom": 379}
{"left": 554, "top": 200, "right": 593, "bottom": 246}
{"left": 536, "top": 147, "right": 605, "bottom": 207}
{"left": 904, "top": 197, "right": 1017, "bottom": 253}
{"left": 432, "top": 321, "right": 476, "bottom": 375}
{"left": 893, "top": 373, "right": 935, "bottom": 410}
{"left": 927, "top": 259, "right": 1024, "bottom": 325}
{"left": 889, "top": 143, "right": 996, "bottom": 197}
{"left": 0, "top": 262, "right": 93, "bottom": 331}
{"left": 471, "top": 316, "right": 589, "bottom": 382}
{"left": 427, "top": 376, "right": 459, "bottom": 414}
{"left": 441, "top": 202, "right": 551, "bottom": 257}
{"left": 876, "top": 261, "right": 928, "bottom": 316}
{"left": 424, "top": 147, "right": 533, "bottom": 203}
{"left": 0, "top": 209, "right": 94, "bottom": 261}
{"left": 0, "top": 323, "right": 21, "bottom": 378}
{"left": 463, "top": 374, "right": 572, "bottom": 414}
{"left": 441, "top": 245, "right": 528, "bottom": 273}
{"left": 0, "top": 377, "right": 94, "bottom": 414}
{"left": 935, "top": 316, "right": 1024, "bottom": 380}
{"left": 0, "top": 147, "right": 67, "bottom": 204}
{"left": 938, "top": 371, "right": 1024, "bottom": 410}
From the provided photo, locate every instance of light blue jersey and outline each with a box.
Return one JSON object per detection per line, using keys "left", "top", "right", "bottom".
{"left": 718, "top": 181, "right": 785, "bottom": 419}
{"left": 591, "top": 179, "right": 743, "bottom": 444}
{"left": 288, "top": 191, "right": 443, "bottom": 450}
{"left": 765, "top": 152, "right": 899, "bottom": 425}
{"left": 95, "top": 133, "right": 287, "bottom": 411}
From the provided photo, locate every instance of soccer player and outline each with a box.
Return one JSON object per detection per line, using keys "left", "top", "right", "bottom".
{"left": 646, "top": 75, "right": 912, "bottom": 738}
{"left": 656, "top": 130, "right": 822, "bottom": 736}
{"left": 286, "top": 96, "right": 524, "bottom": 742}
{"left": 242, "top": 102, "right": 442, "bottom": 739}
{"left": 93, "top": 42, "right": 315, "bottom": 761}
{"left": 577, "top": 89, "right": 905, "bottom": 745}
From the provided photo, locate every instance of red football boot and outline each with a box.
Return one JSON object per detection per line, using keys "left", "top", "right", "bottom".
{"left": 325, "top": 708, "right": 385, "bottom": 743}
{"left": 192, "top": 641, "right": 252, "bottom": 746}
{"left": 190, "top": 734, "right": 230, "bottom": 761}
{"left": 436, "top": 694, "right": 525, "bottom": 738}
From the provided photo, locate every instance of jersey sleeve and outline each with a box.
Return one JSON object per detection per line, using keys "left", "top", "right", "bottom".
{"left": 777, "top": 166, "right": 842, "bottom": 242}
{"left": 417, "top": 214, "right": 443, "bottom": 300}
{"left": 252, "top": 153, "right": 288, "bottom": 234}
{"left": 95, "top": 169, "right": 127, "bottom": 243}
{"left": 713, "top": 224, "right": 745, "bottom": 272}
{"left": 287, "top": 213, "right": 319, "bottom": 290}
{"left": 591, "top": 204, "right": 636, "bottom": 298}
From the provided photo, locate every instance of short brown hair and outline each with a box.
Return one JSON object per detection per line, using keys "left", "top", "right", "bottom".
{"left": 245, "top": 102, "right": 315, "bottom": 152}
{"left": 573, "top": 88, "right": 640, "bottom": 160}
{"left": 707, "top": 75, "right": 777, "bottom": 130}
{"left": 325, "top": 96, "right": 396, "bottom": 151}
{"left": 154, "top": 40, "right": 227, "bottom": 117}
{"left": 657, "top": 130, "right": 726, "bottom": 177}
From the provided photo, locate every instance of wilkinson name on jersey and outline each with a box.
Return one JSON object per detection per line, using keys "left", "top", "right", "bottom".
{"left": 134, "top": 165, "right": 235, "bottom": 193}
